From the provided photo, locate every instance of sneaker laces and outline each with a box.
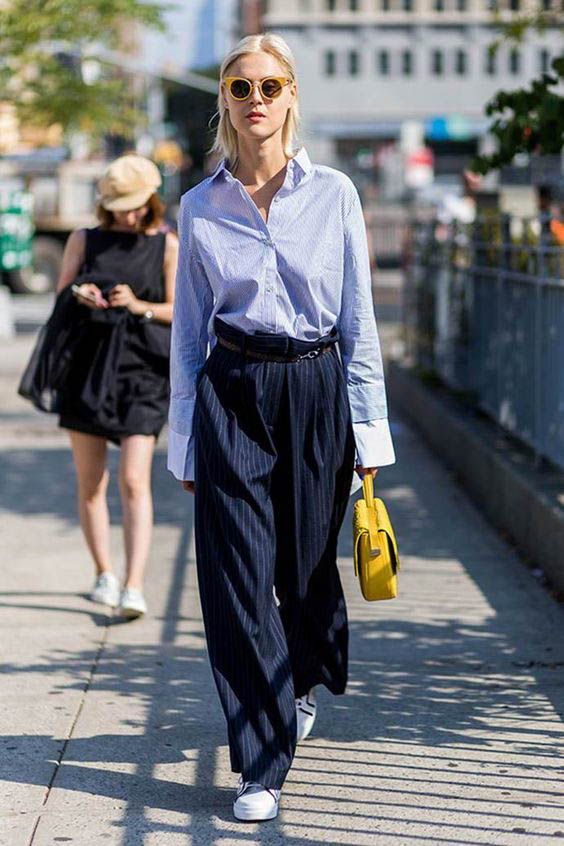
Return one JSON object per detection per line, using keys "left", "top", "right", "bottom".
{"left": 237, "top": 777, "right": 280, "bottom": 800}
{"left": 97, "top": 573, "right": 114, "bottom": 585}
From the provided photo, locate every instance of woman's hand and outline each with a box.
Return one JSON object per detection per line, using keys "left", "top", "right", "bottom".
{"left": 73, "top": 283, "right": 108, "bottom": 309}
{"left": 108, "top": 284, "right": 142, "bottom": 313}
{"left": 182, "top": 481, "right": 195, "bottom": 494}
{"left": 355, "top": 466, "right": 379, "bottom": 478}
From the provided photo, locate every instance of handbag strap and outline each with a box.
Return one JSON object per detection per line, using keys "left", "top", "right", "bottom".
{"left": 362, "top": 473, "right": 374, "bottom": 507}
{"left": 362, "top": 474, "right": 380, "bottom": 555}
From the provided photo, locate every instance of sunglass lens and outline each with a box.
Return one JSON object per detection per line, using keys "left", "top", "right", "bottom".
{"left": 261, "top": 78, "right": 283, "bottom": 98}
{"left": 230, "top": 79, "right": 251, "bottom": 99}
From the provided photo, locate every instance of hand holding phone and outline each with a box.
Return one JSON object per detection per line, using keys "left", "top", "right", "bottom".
{"left": 71, "top": 283, "right": 108, "bottom": 309}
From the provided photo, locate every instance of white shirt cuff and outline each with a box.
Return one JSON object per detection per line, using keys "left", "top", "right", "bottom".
{"left": 168, "top": 419, "right": 394, "bottom": 483}
{"left": 353, "top": 418, "right": 396, "bottom": 468}
{"left": 167, "top": 427, "right": 195, "bottom": 481}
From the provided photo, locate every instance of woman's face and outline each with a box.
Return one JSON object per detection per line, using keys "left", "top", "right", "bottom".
{"left": 221, "top": 52, "right": 296, "bottom": 148}
{"left": 112, "top": 205, "right": 149, "bottom": 230}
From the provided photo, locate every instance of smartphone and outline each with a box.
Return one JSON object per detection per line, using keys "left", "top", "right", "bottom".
{"left": 71, "top": 284, "right": 105, "bottom": 305}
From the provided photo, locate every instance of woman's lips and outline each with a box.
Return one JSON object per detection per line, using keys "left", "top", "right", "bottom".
{"left": 246, "top": 113, "right": 266, "bottom": 121}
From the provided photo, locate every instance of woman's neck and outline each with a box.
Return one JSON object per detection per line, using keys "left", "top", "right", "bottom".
{"left": 232, "top": 139, "right": 290, "bottom": 186}
{"left": 107, "top": 225, "right": 158, "bottom": 235}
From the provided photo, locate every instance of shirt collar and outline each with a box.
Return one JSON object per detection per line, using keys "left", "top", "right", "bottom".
{"left": 209, "top": 145, "right": 312, "bottom": 184}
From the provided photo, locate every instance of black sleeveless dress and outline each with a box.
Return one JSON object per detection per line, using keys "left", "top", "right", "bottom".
{"left": 57, "top": 227, "right": 171, "bottom": 444}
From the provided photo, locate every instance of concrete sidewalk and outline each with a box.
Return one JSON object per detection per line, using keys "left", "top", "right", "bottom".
{"left": 1, "top": 329, "right": 564, "bottom": 845}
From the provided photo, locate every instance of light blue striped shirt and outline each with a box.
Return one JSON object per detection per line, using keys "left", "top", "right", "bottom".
{"left": 168, "top": 145, "right": 395, "bottom": 481}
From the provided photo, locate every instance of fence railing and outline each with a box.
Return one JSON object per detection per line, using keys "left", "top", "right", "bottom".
{"left": 403, "top": 213, "right": 564, "bottom": 470}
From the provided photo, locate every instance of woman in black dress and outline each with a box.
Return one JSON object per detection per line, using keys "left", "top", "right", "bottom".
{"left": 55, "top": 154, "right": 178, "bottom": 618}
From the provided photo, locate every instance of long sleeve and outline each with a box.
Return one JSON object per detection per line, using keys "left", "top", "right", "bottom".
{"left": 167, "top": 196, "right": 214, "bottom": 481}
{"left": 337, "top": 184, "right": 396, "bottom": 468}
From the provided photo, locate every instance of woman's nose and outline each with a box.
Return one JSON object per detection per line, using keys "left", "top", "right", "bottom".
{"left": 249, "top": 82, "right": 265, "bottom": 105}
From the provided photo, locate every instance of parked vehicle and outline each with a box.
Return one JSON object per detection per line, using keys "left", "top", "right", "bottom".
{"left": 0, "top": 187, "right": 35, "bottom": 293}
{"left": 0, "top": 156, "right": 106, "bottom": 294}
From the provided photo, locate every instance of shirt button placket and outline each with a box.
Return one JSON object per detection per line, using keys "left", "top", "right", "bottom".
{"left": 264, "top": 233, "right": 276, "bottom": 331}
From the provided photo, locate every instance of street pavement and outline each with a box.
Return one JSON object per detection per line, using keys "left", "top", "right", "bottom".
{"left": 1, "top": 292, "right": 564, "bottom": 845}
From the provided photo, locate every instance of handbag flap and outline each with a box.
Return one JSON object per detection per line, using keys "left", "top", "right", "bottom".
{"left": 374, "top": 498, "right": 400, "bottom": 572}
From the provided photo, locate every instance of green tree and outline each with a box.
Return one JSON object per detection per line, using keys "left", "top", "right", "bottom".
{"left": 472, "top": 2, "right": 564, "bottom": 174}
{"left": 473, "top": 56, "right": 564, "bottom": 174}
{"left": 0, "top": 0, "right": 166, "bottom": 138}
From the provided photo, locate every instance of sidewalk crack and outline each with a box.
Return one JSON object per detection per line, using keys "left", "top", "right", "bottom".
{"left": 27, "top": 614, "right": 113, "bottom": 845}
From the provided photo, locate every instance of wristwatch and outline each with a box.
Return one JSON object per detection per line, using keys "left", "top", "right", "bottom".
{"left": 142, "top": 308, "right": 155, "bottom": 322}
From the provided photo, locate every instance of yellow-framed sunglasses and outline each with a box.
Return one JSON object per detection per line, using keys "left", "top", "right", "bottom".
{"left": 223, "top": 76, "right": 293, "bottom": 101}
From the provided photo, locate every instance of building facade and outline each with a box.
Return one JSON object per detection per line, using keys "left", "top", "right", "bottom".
{"left": 250, "top": 0, "right": 561, "bottom": 174}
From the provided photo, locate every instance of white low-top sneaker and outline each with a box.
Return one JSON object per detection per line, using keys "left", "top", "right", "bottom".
{"left": 296, "top": 688, "right": 317, "bottom": 741}
{"left": 90, "top": 572, "right": 120, "bottom": 608}
{"left": 119, "top": 587, "right": 147, "bottom": 619}
{"left": 233, "top": 777, "right": 280, "bottom": 821}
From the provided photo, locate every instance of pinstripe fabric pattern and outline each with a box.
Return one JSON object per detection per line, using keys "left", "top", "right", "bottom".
{"left": 193, "top": 338, "right": 355, "bottom": 790}
{"left": 167, "top": 145, "right": 395, "bottom": 481}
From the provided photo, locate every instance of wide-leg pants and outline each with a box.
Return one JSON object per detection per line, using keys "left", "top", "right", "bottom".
{"left": 193, "top": 337, "right": 356, "bottom": 789}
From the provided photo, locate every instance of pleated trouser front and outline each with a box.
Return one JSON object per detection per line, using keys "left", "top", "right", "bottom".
{"left": 193, "top": 341, "right": 355, "bottom": 789}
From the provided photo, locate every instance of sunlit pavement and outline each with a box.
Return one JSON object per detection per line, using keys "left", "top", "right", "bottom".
{"left": 1, "top": 288, "right": 563, "bottom": 845}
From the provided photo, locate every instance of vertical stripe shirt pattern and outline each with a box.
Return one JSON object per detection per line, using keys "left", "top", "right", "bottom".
{"left": 167, "top": 145, "right": 396, "bottom": 480}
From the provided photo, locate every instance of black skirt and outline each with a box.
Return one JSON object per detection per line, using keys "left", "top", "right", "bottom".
{"left": 19, "top": 228, "right": 171, "bottom": 444}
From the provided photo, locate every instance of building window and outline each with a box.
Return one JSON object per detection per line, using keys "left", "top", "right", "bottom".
{"left": 324, "top": 49, "right": 337, "bottom": 75}
{"left": 509, "top": 0, "right": 520, "bottom": 9}
{"left": 539, "top": 48, "right": 550, "bottom": 73}
{"left": 485, "top": 47, "right": 497, "bottom": 75}
{"left": 509, "top": 48, "right": 521, "bottom": 74}
{"left": 403, "top": 0, "right": 414, "bottom": 10}
{"left": 456, "top": 0, "right": 467, "bottom": 9}
{"left": 348, "top": 50, "right": 360, "bottom": 75}
{"left": 455, "top": 49, "right": 467, "bottom": 75}
{"left": 349, "top": 0, "right": 359, "bottom": 9}
{"left": 431, "top": 49, "right": 444, "bottom": 75}
{"left": 434, "top": 0, "right": 445, "bottom": 10}
{"left": 381, "top": 0, "right": 390, "bottom": 10}
{"left": 327, "top": 0, "right": 337, "bottom": 10}
{"left": 378, "top": 49, "right": 390, "bottom": 75}
{"left": 402, "top": 49, "right": 413, "bottom": 75}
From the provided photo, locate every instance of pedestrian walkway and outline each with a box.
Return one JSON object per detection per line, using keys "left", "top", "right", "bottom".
{"left": 1, "top": 329, "right": 564, "bottom": 845}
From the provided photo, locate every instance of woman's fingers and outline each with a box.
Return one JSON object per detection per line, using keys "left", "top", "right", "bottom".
{"left": 76, "top": 283, "right": 107, "bottom": 309}
{"left": 355, "top": 466, "right": 379, "bottom": 477}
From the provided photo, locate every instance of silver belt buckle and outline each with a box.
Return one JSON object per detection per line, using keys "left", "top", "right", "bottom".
{"left": 296, "top": 348, "right": 321, "bottom": 362}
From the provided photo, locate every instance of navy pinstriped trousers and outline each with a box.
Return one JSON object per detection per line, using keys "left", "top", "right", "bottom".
{"left": 193, "top": 331, "right": 355, "bottom": 790}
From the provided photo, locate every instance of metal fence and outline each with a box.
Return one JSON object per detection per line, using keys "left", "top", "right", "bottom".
{"left": 404, "top": 214, "right": 564, "bottom": 470}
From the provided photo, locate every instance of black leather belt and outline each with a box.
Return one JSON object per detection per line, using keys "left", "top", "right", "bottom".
{"left": 216, "top": 335, "right": 334, "bottom": 363}
{"left": 213, "top": 316, "right": 339, "bottom": 363}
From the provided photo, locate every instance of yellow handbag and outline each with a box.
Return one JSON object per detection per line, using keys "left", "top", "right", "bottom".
{"left": 352, "top": 473, "right": 400, "bottom": 601}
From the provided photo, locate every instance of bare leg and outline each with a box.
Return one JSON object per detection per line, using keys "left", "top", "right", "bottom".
{"left": 68, "top": 431, "right": 112, "bottom": 575}
{"left": 118, "top": 434, "right": 155, "bottom": 590}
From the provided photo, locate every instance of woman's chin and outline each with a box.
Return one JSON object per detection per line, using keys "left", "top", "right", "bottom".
{"left": 236, "top": 123, "right": 275, "bottom": 141}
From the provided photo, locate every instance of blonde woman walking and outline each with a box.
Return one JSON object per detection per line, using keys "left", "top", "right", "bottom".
{"left": 168, "top": 34, "right": 395, "bottom": 821}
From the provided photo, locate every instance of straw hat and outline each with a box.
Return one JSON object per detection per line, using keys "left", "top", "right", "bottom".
{"left": 98, "top": 155, "right": 162, "bottom": 212}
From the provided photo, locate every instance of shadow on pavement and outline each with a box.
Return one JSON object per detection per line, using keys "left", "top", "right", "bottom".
{"left": 0, "top": 450, "right": 186, "bottom": 526}
{"left": 1, "top": 418, "right": 564, "bottom": 843}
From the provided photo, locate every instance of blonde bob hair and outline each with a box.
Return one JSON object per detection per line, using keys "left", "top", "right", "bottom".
{"left": 210, "top": 33, "right": 301, "bottom": 166}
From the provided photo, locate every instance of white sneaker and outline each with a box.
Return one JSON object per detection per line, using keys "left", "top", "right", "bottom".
{"left": 90, "top": 572, "right": 120, "bottom": 608}
{"left": 296, "top": 688, "right": 317, "bottom": 741}
{"left": 119, "top": 587, "right": 147, "bottom": 619}
{"left": 233, "top": 776, "right": 280, "bottom": 822}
